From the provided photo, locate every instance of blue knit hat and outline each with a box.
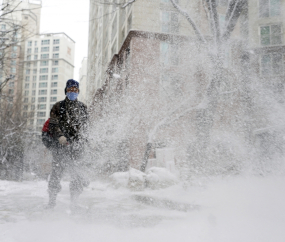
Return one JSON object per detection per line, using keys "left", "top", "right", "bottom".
{"left": 65, "top": 79, "right": 79, "bottom": 94}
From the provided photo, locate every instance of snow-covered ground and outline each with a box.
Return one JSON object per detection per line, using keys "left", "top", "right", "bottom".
{"left": 0, "top": 175, "right": 285, "bottom": 242}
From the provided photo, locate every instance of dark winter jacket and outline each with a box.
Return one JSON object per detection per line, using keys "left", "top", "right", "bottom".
{"left": 49, "top": 97, "right": 88, "bottom": 143}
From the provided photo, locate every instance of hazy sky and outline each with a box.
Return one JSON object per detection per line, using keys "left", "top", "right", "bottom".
{"left": 40, "top": 0, "right": 90, "bottom": 80}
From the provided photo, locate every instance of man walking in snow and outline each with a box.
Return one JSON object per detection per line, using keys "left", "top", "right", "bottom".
{"left": 46, "top": 79, "right": 88, "bottom": 209}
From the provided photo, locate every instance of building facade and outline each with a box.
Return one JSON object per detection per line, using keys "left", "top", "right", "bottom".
{"left": 87, "top": 0, "right": 245, "bottom": 99}
{"left": 22, "top": 33, "right": 75, "bottom": 132}
{"left": 78, "top": 57, "right": 88, "bottom": 103}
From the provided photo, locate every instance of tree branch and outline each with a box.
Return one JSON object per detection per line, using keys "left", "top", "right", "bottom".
{"left": 222, "top": 0, "right": 247, "bottom": 41}
{"left": 169, "top": 0, "right": 207, "bottom": 44}
{"left": 121, "top": 0, "right": 136, "bottom": 8}
{"left": 205, "top": 0, "right": 221, "bottom": 46}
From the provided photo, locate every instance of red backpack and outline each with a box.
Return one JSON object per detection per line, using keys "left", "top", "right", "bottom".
{"left": 41, "top": 101, "right": 66, "bottom": 149}
{"left": 42, "top": 118, "right": 56, "bottom": 149}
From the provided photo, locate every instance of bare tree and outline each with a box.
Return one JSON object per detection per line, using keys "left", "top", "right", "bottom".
{"left": 0, "top": 0, "right": 40, "bottom": 180}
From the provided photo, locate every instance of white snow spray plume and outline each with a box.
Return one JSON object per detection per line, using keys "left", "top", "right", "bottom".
{"left": 86, "top": 36, "right": 285, "bottom": 181}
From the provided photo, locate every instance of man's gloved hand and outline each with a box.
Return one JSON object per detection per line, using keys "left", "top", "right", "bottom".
{"left": 58, "top": 136, "right": 68, "bottom": 145}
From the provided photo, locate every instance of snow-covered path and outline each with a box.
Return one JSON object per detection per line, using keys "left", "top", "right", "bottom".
{"left": 0, "top": 176, "right": 285, "bottom": 242}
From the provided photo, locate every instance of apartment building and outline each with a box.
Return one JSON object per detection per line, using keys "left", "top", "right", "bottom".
{"left": 0, "top": 0, "right": 41, "bottom": 106}
{"left": 87, "top": 0, "right": 246, "bottom": 99}
{"left": 22, "top": 33, "right": 75, "bottom": 132}
{"left": 78, "top": 57, "right": 88, "bottom": 103}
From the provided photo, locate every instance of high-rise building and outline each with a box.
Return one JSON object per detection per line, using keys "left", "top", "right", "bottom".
{"left": 0, "top": 0, "right": 42, "bottom": 106}
{"left": 22, "top": 33, "right": 75, "bottom": 132}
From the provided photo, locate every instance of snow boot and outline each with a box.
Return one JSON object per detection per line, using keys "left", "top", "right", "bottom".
{"left": 45, "top": 192, "right": 57, "bottom": 209}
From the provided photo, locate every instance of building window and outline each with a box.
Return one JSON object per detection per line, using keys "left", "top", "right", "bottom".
{"left": 31, "top": 97, "right": 35, "bottom": 103}
{"left": 39, "top": 90, "right": 47, "bottom": 95}
{"left": 41, "top": 54, "right": 49, "bottom": 59}
{"left": 50, "top": 97, "right": 57, "bottom": 102}
{"left": 127, "top": 13, "right": 132, "bottom": 33}
{"left": 1, "top": 24, "right": 6, "bottom": 30}
{"left": 39, "top": 75, "right": 48, "bottom": 81}
{"left": 26, "top": 62, "right": 31, "bottom": 68}
{"left": 35, "top": 47, "right": 38, "bottom": 53}
{"left": 41, "top": 47, "right": 50, "bottom": 52}
{"left": 35, "top": 41, "right": 37, "bottom": 46}
{"left": 37, "top": 119, "right": 45, "bottom": 125}
{"left": 261, "top": 53, "right": 283, "bottom": 76}
{"left": 39, "top": 82, "right": 47, "bottom": 88}
{"left": 25, "top": 83, "right": 29, "bottom": 89}
{"left": 11, "top": 67, "right": 16, "bottom": 73}
{"left": 32, "top": 90, "right": 36, "bottom": 96}
{"left": 24, "top": 90, "right": 29, "bottom": 96}
{"left": 38, "top": 104, "right": 46, "bottom": 110}
{"left": 33, "top": 69, "right": 37, "bottom": 74}
{"left": 9, "top": 82, "right": 14, "bottom": 87}
{"left": 112, "top": 15, "right": 118, "bottom": 40}
{"left": 23, "top": 105, "right": 28, "bottom": 110}
{"left": 38, "top": 97, "right": 47, "bottom": 102}
{"left": 260, "top": 25, "right": 282, "bottom": 46}
{"left": 27, "top": 55, "right": 31, "bottom": 60}
{"left": 259, "top": 0, "right": 281, "bottom": 18}
{"left": 12, "top": 46, "right": 18, "bottom": 51}
{"left": 161, "top": 11, "right": 179, "bottom": 34}
{"left": 51, "top": 82, "right": 57, "bottom": 87}
{"left": 32, "top": 83, "right": 36, "bottom": 88}
{"left": 160, "top": 42, "right": 179, "bottom": 66}
{"left": 11, "top": 60, "right": 16, "bottom": 65}
{"left": 41, "top": 40, "right": 50, "bottom": 45}
{"left": 111, "top": 40, "right": 117, "bottom": 57}
{"left": 26, "top": 69, "right": 30, "bottom": 75}
{"left": 52, "top": 75, "right": 58, "bottom": 80}
{"left": 51, "top": 89, "right": 57, "bottom": 95}
{"left": 11, "top": 52, "right": 17, "bottom": 58}
{"left": 27, "top": 48, "right": 32, "bottom": 53}
{"left": 34, "top": 55, "right": 38, "bottom": 60}
{"left": 28, "top": 41, "right": 32, "bottom": 46}
{"left": 41, "top": 61, "right": 49, "bottom": 66}
{"left": 53, "top": 39, "right": 60, "bottom": 45}
{"left": 24, "top": 98, "right": 29, "bottom": 103}
{"left": 40, "top": 68, "right": 48, "bottom": 73}
{"left": 53, "top": 53, "right": 59, "bottom": 59}
{"left": 37, "top": 112, "right": 46, "bottom": 117}
{"left": 33, "top": 76, "right": 37, "bottom": 81}
{"left": 53, "top": 60, "right": 59, "bottom": 65}
{"left": 8, "top": 89, "right": 14, "bottom": 95}
{"left": 25, "top": 76, "right": 30, "bottom": 82}
{"left": 53, "top": 46, "right": 60, "bottom": 52}
{"left": 120, "top": 28, "right": 125, "bottom": 46}
{"left": 23, "top": 112, "right": 28, "bottom": 118}
{"left": 52, "top": 67, "right": 58, "bottom": 73}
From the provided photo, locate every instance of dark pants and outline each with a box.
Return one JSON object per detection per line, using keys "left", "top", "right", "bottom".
{"left": 48, "top": 142, "right": 88, "bottom": 203}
